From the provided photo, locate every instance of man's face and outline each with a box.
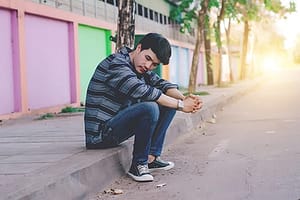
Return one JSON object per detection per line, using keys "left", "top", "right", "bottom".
{"left": 133, "top": 45, "right": 160, "bottom": 74}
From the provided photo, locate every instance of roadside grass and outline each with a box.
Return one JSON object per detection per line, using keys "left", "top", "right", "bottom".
{"left": 60, "top": 106, "right": 85, "bottom": 113}
{"left": 37, "top": 106, "right": 84, "bottom": 120}
{"left": 183, "top": 91, "right": 210, "bottom": 96}
{"left": 37, "top": 113, "right": 55, "bottom": 120}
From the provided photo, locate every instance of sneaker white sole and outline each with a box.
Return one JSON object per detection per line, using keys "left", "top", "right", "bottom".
{"left": 149, "top": 161, "right": 175, "bottom": 172}
{"left": 127, "top": 172, "right": 154, "bottom": 182}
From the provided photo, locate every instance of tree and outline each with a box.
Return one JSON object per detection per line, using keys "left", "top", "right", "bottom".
{"left": 203, "top": 3, "right": 214, "bottom": 86}
{"left": 188, "top": 2, "right": 207, "bottom": 93}
{"left": 237, "top": 0, "right": 259, "bottom": 80}
{"left": 170, "top": 0, "right": 219, "bottom": 93}
{"left": 171, "top": 0, "right": 296, "bottom": 90}
{"left": 223, "top": 0, "right": 241, "bottom": 83}
{"left": 237, "top": 0, "right": 295, "bottom": 80}
{"left": 115, "top": 0, "right": 136, "bottom": 51}
{"left": 213, "top": 0, "right": 226, "bottom": 86}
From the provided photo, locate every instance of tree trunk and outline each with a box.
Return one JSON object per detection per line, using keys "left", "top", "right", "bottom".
{"left": 204, "top": 15, "right": 214, "bottom": 85}
{"left": 116, "top": 0, "right": 136, "bottom": 51}
{"left": 216, "top": 21, "right": 223, "bottom": 86}
{"left": 240, "top": 20, "right": 249, "bottom": 80}
{"left": 188, "top": 10, "right": 204, "bottom": 93}
{"left": 224, "top": 19, "right": 234, "bottom": 82}
{"left": 188, "top": 0, "right": 209, "bottom": 93}
{"left": 216, "top": 0, "right": 225, "bottom": 86}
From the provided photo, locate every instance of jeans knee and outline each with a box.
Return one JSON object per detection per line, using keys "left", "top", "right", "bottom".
{"left": 142, "top": 102, "right": 159, "bottom": 122}
{"left": 164, "top": 106, "right": 177, "bottom": 116}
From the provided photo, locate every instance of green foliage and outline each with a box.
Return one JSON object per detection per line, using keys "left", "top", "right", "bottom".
{"left": 208, "top": 0, "right": 220, "bottom": 8}
{"left": 247, "top": 3, "right": 260, "bottom": 21}
{"left": 170, "top": 0, "right": 296, "bottom": 35}
{"left": 225, "top": 0, "right": 237, "bottom": 19}
{"left": 170, "top": 0, "right": 197, "bottom": 34}
{"left": 265, "top": 0, "right": 296, "bottom": 13}
{"left": 237, "top": 0, "right": 247, "bottom": 4}
{"left": 37, "top": 113, "right": 54, "bottom": 120}
{"left": 170, "top": 0, "right": 221, "bottom": 34}
{"left": 264, "top": 0, "right": 284, "bottom": 12}
{"left": 183, "top": 91, "right": 210, "bottom": 96}
{"left": 36, "top": 107, "right": 84, "bottom": 120}
{"left": 289, "top": 1, "right": 296, "bottom": 12}
{"left": 60, "top": 106, "right": 84, "bottom": 113}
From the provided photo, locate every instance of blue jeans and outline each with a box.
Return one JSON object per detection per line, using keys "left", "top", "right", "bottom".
{"left": 103, "top": 102, "right": 176, "bottom": 165}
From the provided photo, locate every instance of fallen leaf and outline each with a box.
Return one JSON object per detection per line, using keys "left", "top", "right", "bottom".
{"left": 104, "top": 189, "right": 112, "bottom": 194}
{"left": 206, "top": 118, "right": 216, "bottom": 124}
{"left": 104, "top": 188, "right": 123, "bottom": 195}
{"left": 156, "top": 183, "right": 167, "bottom": 188}
{"left": 111, "top": 189, "right": 123, "bottom": 195}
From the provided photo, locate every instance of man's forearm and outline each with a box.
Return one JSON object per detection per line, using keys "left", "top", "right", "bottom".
{"left": 156, "top": 92, "right": 200, "bottom": 113}
{"left": 156, "top": 93, "right": 179, "bottom": 109}
{"left": 165, "top": 88, "right": 185, "bottom": 100}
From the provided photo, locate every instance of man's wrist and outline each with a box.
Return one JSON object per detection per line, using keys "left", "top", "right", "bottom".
{"left": 177, "top": 99, "right": 184, "bottom": 111}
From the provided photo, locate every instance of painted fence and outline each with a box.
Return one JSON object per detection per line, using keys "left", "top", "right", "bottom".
{"left": 0, "top": 0, "right": 205, "bottom": 119}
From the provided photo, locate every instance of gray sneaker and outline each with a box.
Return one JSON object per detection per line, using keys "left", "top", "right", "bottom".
{"left": 128, "top": 163, "right": 154, "bottom": 182}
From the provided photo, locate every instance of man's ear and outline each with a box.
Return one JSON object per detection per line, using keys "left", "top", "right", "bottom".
{"left": 136, "top": 44, "right": 142, "bottom": 53}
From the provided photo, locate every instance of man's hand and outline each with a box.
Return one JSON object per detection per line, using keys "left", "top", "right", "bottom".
{"left": 184, "top": 94, "right": 203, "bottom": 113}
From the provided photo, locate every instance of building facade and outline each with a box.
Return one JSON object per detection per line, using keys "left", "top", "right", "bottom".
{"left": 0, "top": 0, "right": 206, "bottom": 119}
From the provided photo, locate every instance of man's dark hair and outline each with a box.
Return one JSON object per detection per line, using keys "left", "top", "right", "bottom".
{"left": 137, "top": 33, "right": 171, "bottom": 65}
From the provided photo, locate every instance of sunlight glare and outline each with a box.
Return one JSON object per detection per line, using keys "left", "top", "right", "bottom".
{"left": 262, "top": 56, "right": 282, "bottom": 74}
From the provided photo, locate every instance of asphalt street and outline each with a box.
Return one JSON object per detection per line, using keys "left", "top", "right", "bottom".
{"left": 92, "top": 67, "right": 300, "bottom": 200}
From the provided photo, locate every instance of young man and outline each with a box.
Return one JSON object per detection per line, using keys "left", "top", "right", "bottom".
{"left": 84, "top": 33, "right": 202, "bottom": 182}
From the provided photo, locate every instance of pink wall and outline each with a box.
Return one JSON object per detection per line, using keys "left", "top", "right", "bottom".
{"left": 0, "top": 9, "right": 15, "bottom": 114}
{"left": 196, "top": 52, "right": 205, "bottom": 85}
{"left": 188, "top": 49, "right": 205, "bottom": 85}
{"left": 178, "top": 48, "right": 189, "bottom": 88}
{"left": 0, "top": 0, "right": 116, "bottom": 119}
{"left": 24, "top": 14, "right": 71, "bottom": 109}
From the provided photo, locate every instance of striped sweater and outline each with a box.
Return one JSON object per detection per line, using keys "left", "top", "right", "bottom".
{"left": 84, "top": 47, "right": 178, "bottom": 144}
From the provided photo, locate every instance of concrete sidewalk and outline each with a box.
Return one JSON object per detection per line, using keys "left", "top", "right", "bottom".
{"left": 0, "top": 78, "right": 263, "bottom": 200}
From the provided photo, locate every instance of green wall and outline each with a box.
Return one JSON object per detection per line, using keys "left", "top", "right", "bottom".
{"left": 78, "top": 25, "right": 111, "bottom": 103}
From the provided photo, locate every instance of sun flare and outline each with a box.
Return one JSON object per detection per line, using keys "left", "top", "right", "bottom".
{"left": 262, "top": 56, "right": 282, "bottom": 73}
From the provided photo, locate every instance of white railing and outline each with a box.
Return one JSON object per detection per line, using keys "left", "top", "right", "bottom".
{"left": 28, "top": 0, "right": 195, "bottom": 44}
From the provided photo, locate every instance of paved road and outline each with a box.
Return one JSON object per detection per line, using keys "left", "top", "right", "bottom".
{"left": 92, "top": 67, "right": 300, "bottom": 200}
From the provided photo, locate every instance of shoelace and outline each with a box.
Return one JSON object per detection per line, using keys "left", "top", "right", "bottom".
{"left": 137, "top": 164, "right": 150, "bottom": 174}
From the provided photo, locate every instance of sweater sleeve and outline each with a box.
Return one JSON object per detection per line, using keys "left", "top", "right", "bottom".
{"left": 104, "top": 58, "right": 162, "bottom": 101}
{"left": 147, "top": 71, "right": 178, "bottom": 93}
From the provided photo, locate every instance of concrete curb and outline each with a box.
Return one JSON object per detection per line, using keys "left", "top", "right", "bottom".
{"left": 1, "top": 78, "right": 264, "bottom": 200}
